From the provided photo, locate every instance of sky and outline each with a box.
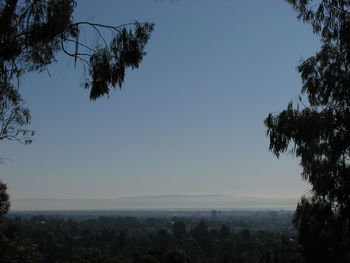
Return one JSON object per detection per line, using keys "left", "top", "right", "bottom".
{"left": 1, "top": 0, "right": 321, "bottom": 204}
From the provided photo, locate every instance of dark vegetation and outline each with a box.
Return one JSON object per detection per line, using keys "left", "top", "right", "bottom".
{"left": 0, "top": 0, "right": 153, "bottom": 144}
{"left": 2, "top": 210, "right": 300, "bottom": 263}
{"left": 265, "top": 1, "right": 350, "bottom": 262}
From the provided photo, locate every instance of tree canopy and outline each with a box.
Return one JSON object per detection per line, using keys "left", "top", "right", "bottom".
{"left": 0, "top": 180, "right": 9, "bottom": 218}
{"left": 0, "top": 0, "right": 154, "bottom": 144}
{"left": 265, "top": 1, "right": 350, "bottom": 261}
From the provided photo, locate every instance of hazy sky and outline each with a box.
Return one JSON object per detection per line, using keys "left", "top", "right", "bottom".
{"left": 1, "top": 0, "right": 320, "bottom": 201}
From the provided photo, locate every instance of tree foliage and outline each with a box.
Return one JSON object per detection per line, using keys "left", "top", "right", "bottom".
{"left": 293, "top": 196, "right": 348, "bottom": 263}
{"left": 265, "top": 1, "right": 350, "bottom": 261}
{"left": 0, "top": 181, "right": 39, "bottom": 262}
{"left": 0, "top": 84, "right": 33, "bottom": 144}
{"left": 0, "top": 180, "right": 9, "bottom": 218}
{"left": 0, "top": 0, "right": 154, "bottom": 143}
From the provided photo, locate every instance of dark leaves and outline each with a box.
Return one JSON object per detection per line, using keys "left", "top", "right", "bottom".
{"left": 24, "top": 0, "right": 76, "bottom": 71}
{"left": 0, "top": 180, "right": 9, "bottom": 217}
{"left": 0, "top": 83, "right": 34, "bottom": 144}
{"left": 293, "top": 196, "right": 348, "bottom": 262}
{"left": 87, "top": 22, "right": 154, "bottom": 100}
{"left": 266, "top": 3, "right": 350, "bottom": 260}
{"left": 267, "top": 0, "right": 350, "bottom": 200}
{"left": 0, "top": 0, "right": 154, "bottom": 143}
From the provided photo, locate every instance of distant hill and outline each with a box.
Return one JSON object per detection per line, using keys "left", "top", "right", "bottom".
{"left": 11, "top": 194, "right": 298, "bottom": 211}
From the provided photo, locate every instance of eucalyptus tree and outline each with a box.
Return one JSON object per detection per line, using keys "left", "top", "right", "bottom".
{"left": 265, "top": 1, "right": 350, "bottom": 261}
{"left": 0, "top": 0, "right": 154, "bottom": 144}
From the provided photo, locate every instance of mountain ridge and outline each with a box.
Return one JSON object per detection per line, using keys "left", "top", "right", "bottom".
{"left": 11, "top": 194, "right": 298, "bottom": 211}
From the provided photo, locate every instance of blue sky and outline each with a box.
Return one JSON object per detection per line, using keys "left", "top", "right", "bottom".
{"left": 1, "top": 0, "right": 320, "bottom": 202}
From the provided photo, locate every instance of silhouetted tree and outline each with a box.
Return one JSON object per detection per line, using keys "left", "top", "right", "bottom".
{"left": 293, "top": 196, "right": 348, "bottom": 263}
{"left": 0, "top": 180, "right": 9, "bottom": 253}
{"left": 0, "top": 180, "right": 9, "bottom": 218}
{"left": 265, "top": 1, "right": 350, "bottom": 262}
{"left": 0, "top": 0, "right": 154, "bottom": 144}
{"left": 0, "top": 198, "right": 41, "bottom": 262}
